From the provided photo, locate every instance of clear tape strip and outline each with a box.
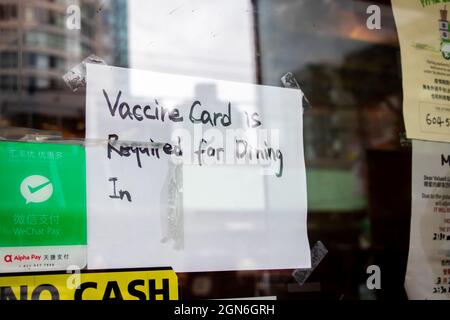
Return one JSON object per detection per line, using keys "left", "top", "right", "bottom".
{"left": 399, "top": 132, "right": 412, "bottom": 147}
{"left": 62, "top": 54, "right": 107, "bottom": 92}
{"left": 281, "top": 72, "right": 311, "bottom": 110}
{"left": 0, "top": 137, "right": 166, "bottom": 148}
{"left": 292, "top": 241, "right": 328, "bottom": 286}
{"left": 161, "top": 161, "right": 184, "bottom": 250}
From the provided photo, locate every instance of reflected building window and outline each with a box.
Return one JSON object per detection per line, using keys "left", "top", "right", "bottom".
{"left": 0, "top": 0, "right": 129, "bottom": 136}
{"left": 0, "top": 3, "right": 17, "bottom": 21}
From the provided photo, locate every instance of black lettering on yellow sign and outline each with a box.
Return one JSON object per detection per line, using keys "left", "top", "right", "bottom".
{"left": 0, "top": 268, "right": 178, "bottom": 300}
{"left": 1, "top": 284, "right": 60, "bottom": 300}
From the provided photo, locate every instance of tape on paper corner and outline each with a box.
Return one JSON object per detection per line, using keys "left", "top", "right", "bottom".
{"left": 281, "top": 72, "right": 311, "bottom": 110}
{"left": 292, "top": 241, "right": 328, "bottom": 286}
{"left": 399, "top": 132, "right": 412, "bottom": 147}
{"left": 62, "top": 54, "right": 107, "bottom": 92}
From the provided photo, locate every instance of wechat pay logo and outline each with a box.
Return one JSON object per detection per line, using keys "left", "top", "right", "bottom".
{"left": 20, "top": 175, "right": 53, "bottom": 204}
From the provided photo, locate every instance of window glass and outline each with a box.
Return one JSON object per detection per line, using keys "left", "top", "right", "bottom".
{"left": 0, "top": 0, "right": 422, "bottom": 301}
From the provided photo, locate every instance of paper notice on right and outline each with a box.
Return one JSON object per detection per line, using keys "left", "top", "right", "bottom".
{"left": 407, "top": 140, "right": 450, "bottom": 299}
{"left": 392, "top": 0, "right": 450, "bottom": 143}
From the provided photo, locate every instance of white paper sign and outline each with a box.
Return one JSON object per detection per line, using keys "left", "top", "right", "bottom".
{"left": 85, "top": 64, "right": 310, "bottom": 272}
{"left": 407, "top": 140, "right": 450, "bottom": 299}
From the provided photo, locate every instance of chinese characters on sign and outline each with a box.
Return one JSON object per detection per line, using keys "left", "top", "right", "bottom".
{"left": 0, "top": 142, "right": 87, "bottom": 273}
{"left": 393, "top": 0, "right": 450, "bottom": 142}
{"left": 407, "top": 140, "right": 450, "bottom": 299}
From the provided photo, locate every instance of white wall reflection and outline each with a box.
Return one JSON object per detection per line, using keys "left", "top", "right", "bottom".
{"left": 128, "top": 0, "right": 256, "bottom": 82}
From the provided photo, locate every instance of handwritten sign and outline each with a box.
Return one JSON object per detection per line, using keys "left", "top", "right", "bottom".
{"left": 85, "top": 64, "right": 310, "bottom": 272}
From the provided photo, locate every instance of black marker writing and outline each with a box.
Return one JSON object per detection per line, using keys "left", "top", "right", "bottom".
{"left": 244, "top": 111, "right": 262, "bottom": 128}
{"left": 107, "top": 134, "right": 182, "bottom": 168}
{"left": 189, "top": 100, "right": 232, "bottom": 127}
{"left": 102, "top": 89, "right": 266, "bottom": 129}
{"left": 194, "top": 138, "right": 225, "bottom": 165}
{"left": 109, "top": 177, "right": 132, "bottom": 202}
{"left": 236, "top": 139, "right": 283, "bottom": 177}
{"left": 103, "top": 89, "right": 183, "bottom": 123}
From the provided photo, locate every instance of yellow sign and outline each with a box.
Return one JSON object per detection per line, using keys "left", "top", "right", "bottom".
{"left": 0, "top": 268, "right": 178, "bottom": 300}
{"left": 393, "top": 0, "right": 450, "bottom": 142}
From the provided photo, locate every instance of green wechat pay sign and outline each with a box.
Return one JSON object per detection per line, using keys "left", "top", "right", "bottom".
{"left": 0, "top": 141, "right": 87, "bottom": 247}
